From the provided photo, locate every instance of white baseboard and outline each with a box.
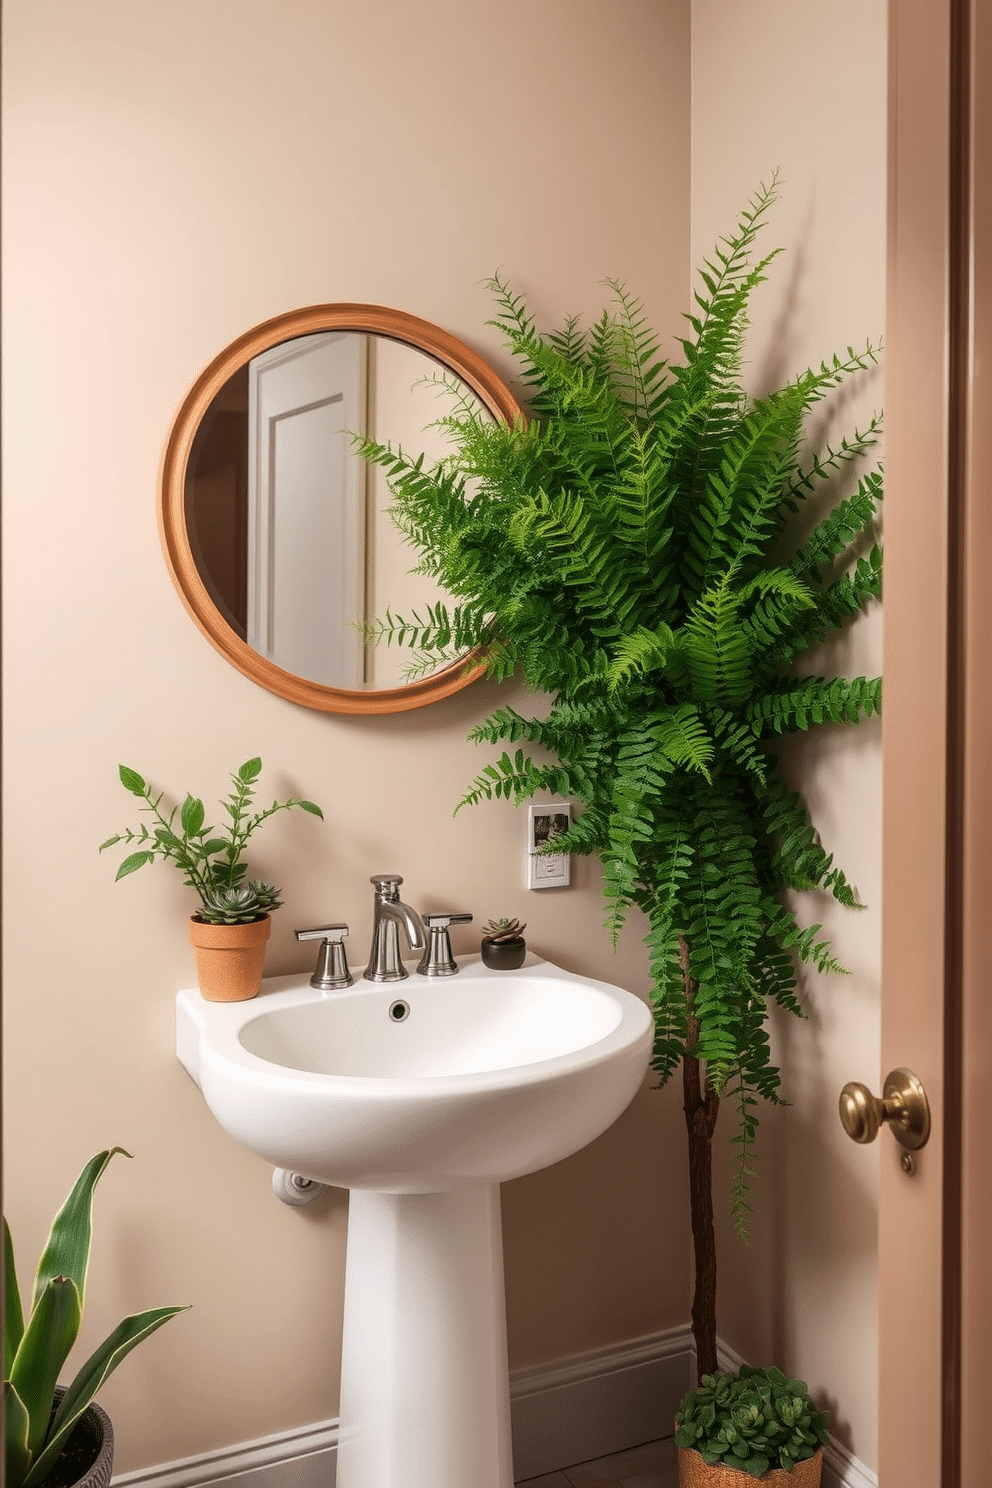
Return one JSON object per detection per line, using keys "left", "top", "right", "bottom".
{"left": 510, "top": 1325, "right": 691, "bottom": 1479}
{"left": 112, "top": 1327, "right": 875, "bottom": 1488}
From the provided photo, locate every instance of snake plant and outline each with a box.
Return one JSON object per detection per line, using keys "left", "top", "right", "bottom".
{"left": 4, "top": 1149, "right": 187, "bottom": 1488}
{"left": 357, "top": 178, "right": 882, "bottom": 1375}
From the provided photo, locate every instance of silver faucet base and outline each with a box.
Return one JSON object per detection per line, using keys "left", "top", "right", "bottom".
{"left": 364, "top": 964, "right": 411, "bottom": 983}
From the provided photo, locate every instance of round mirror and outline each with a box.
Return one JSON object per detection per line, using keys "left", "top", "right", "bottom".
{"left": 160, "top": 304, "right": 521, "bottom": 714}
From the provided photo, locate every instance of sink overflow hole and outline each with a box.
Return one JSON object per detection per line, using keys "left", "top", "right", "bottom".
{"left": 389, "top": 1000, "right": 410, "bottom": 1022}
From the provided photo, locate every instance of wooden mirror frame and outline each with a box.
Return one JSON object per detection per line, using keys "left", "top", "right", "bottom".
{"left": 159, "top": 304, "right": 522, "bottom": 714}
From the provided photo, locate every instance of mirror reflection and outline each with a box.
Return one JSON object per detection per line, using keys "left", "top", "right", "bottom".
{"left": 184, "top": 332, "right": 485, "bottom": 690}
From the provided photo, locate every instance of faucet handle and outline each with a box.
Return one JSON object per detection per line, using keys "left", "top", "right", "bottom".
{"left": 295, "top": 924, "right": 353, "bottom": 990}
{"left": 417, "top": 913, "right": 473, "bottom": 978}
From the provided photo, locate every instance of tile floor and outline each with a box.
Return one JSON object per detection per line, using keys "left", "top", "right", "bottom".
{"left": 515, "top": 1435, "right": 678, "bottom": 1488}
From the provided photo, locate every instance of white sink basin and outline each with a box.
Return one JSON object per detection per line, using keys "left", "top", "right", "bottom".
{"left": 176, "top": 953, "right": 652, "bottom": 1488}
{"left": 176, "top": 955, "right": 652, "bottom": 1192}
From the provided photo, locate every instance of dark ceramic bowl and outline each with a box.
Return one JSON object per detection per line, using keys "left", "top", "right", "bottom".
{"left": 480, "top": 939, "right": 526, "bottom": 970}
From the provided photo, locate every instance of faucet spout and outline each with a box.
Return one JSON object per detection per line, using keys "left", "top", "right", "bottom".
{"left": 365, "top": 874, "right": 427, "bottom": 983}
{"left": 379, "top": 899, "right": 427, "bottom": 951}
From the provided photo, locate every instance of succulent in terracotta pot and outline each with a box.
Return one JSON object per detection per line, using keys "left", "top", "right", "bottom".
{"left": 480, "top": 917, "right": 527, "bottom": 970}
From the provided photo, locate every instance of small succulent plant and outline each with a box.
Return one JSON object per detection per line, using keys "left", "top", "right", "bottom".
{"left": 197, "top": 881, "right": 283, "bottom": 924}
{"left": 481, "top": 917, "right": 527, "bottom": 943}
{"left": 675, "top": 1366, "right": 830, "bottom": 1478}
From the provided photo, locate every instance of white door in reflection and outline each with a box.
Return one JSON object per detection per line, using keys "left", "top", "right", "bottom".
{"left": 247, "top": 332, "right": 366, "bottom": 686}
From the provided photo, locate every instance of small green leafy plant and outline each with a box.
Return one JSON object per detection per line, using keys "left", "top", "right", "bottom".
{"left": 481, "top": 917, "right": 527, "bottom": 943}
{"left": 100, "top": 757, "right": 323, "bottom": 923}
{"left": 675, "top": 1367, "right": 831, "bottom": 1478}
{"left": 4, "top": 1149, "right": 187, "bottom": 1488}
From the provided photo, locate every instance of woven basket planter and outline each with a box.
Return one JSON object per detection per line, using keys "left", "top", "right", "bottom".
{"left": 678, "top": 1444, "right": 822, "bottom": 1488}
{"left": 45, "top": 1391, "right": 114, "bottom": 1488}
{"left": 188, "top": 914, "right": 271, "bottom": 1001}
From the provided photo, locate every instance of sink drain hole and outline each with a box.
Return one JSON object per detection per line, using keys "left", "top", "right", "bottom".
{"left": 388, "top": 999, "right": 410, "bottom": 1022}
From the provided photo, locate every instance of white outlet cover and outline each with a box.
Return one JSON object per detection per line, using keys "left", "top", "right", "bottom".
{"left": 527, "top": 803, "right": 571, "bottom": 890}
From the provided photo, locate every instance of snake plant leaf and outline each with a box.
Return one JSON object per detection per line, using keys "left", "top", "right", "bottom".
{"left": 32, "top": 1149, "right": 130, "bottom": 1313}
{"left": 4, "top": 1217, "right": 25, "bottom": 1375}
{"left": 4, "top": 1380, "right": 32, "bottom": 1488}
{"left": 8, "top": 1276, "right": 82, "bottom": 1457}
{"left": 23, "top": 1306, "right": 189, "bottom": 1488}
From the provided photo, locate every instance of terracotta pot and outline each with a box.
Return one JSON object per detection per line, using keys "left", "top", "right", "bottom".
{"left": 46, "top": 1390, "right": 114, "bottom": 1488}
{"left": 188, "top": 914, "right": 271, "bottom": 1002}
{"left": 678, "top": 1445, "right": 822, "bottom": 1488}
{"left": 480, "top": 938, "right": 526, "bottom": 970}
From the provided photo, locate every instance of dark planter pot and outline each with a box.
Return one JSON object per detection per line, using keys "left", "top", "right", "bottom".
{"left": 480, "top": 938, "right": 526, "bottom": 970}
{"left": 46, "top": 1391, "right": 114, "bottom": 1488}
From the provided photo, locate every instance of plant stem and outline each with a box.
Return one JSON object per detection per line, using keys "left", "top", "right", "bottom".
{"left": 680, "top": 934, "right": 720, "bottom": 1380}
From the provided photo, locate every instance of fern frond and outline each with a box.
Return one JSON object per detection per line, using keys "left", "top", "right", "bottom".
{"left": 779, "top": 415, "right": 883, "bottom": 515}
{"left": 747, "top": 674, "right": 882, "bottom": 737}
{"left": 772, "top": 547, "right": 883, "bottom": 664}
{"left": 669, "top": 573, "right": 752, "bottom": 706}
{"left": 455, "top": 748, "right": 572, "bottom": 811}
{"left": 606, "top": 624, "right": 676, "bottom": 690}
{"left": 789, "top": 469, "right": 883, "bottom": 584}
{"left": 755, "top": 776, "right": 864, "bottom": 905}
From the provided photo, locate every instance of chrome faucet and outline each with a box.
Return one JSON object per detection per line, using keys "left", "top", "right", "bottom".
{"left": 417, "top": 912, "right": 473, "bottom": 976}
{"left": 295, "top": 923, "right": 353, "bottom": 990}
{"left": 364, "top": 875, "right": 427, "bottom": 983}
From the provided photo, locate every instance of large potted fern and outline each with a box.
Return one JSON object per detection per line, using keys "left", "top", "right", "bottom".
{"left": 359, "top": 182, "right": 881, "bottom": 1427}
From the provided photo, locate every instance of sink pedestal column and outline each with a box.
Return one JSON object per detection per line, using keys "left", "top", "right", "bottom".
{"left": 337, "top": 1185, "right": 513, "bottom": 1488}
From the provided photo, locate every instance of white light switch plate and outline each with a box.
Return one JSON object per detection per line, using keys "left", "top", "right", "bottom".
{"left": 527, "top": 803, "right": 571, "bottom": 890}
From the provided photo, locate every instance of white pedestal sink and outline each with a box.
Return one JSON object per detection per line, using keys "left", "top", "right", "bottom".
{"left": 177, "top": 955, "right": 652, "bottom": 1488}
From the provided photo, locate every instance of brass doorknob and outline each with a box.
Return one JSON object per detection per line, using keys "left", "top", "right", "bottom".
{"left": 839, "top": 1067, "right": 931, "bottom": 1150}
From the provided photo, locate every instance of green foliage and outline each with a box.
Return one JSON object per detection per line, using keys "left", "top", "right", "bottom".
{"left": 357, "top": 178, "right": 881, "bottom": 1237}
{"left": 481, "top": 917, "right": 526, "bottom": 943}
{"left": 197, "top": 881, "right": 284, "bottom": 924}
{"left": 4, "top": 1150, "right": 187, "bottom": 1488}
{"left": 101, "top": 758, "right": 323, "bottom": 921}
{"left": 675, "top": 1366, "right": 831, "bottom": 1477}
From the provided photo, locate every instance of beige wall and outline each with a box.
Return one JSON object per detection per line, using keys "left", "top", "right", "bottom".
{"left": 3, "top": 1, "right": 888, "bottom": 1476}
{"left": 691, "top": 1, "right": 887, "bottom": 1472}
{"left": 1, "top": 0, "right": 693, "bottom": 1473}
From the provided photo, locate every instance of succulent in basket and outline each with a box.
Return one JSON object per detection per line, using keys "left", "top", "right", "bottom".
{"left": 675, "top": 1367, "right": 831, "bottom": 1480}
{"left": 100, "top": 756, "right": 323, "bottom": 918}
{"left": 480, "top": 917, "right": 527, "bottom": 970}
{"left": 4, "top": 1149, "right": 187, "bottom": 1488}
